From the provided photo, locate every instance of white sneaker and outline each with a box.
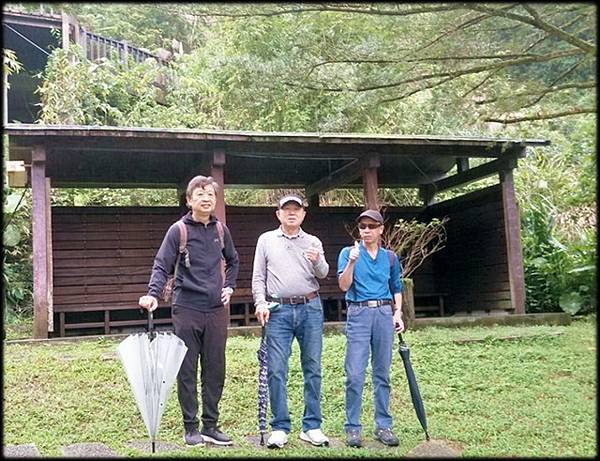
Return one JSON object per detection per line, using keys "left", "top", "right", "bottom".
{"left": 300, "top": 428, "right": 330, "bottom": 446}
{"left": 267, "top": 430, "right": 288, "bottom": 448}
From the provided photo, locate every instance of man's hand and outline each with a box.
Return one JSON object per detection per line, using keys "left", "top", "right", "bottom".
{"left": 221, "top": 287, "right": 233, "bottom": 305}
{"left": 139, "top": 295, "right": 158, "bottom": 312}
{"left": 255, "top": 303, "right": 270, "bottom": 326}
{"left": 393, "top": 310, "right": 405, "bottom": 333}
{"left": 348, "top": 241, "right": 360, "bottom": 262}
{"left": 305, "top": 247, "right": 321, "bottom": 263}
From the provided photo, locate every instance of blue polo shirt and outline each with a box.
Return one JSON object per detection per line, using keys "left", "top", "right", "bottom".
{"left": 337, "top": 242, "right": 403, "bottom": 302}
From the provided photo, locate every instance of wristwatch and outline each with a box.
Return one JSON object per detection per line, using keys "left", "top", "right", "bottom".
{"left": 223, "top": 287, "right": 234, "bottom": 295}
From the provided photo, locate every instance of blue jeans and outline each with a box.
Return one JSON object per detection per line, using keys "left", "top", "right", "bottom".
{"left": 266, "top": 296, "right": 324, "bottom": 433}
{"left": 344, "top": 303, "right": 394, "bottom": 432}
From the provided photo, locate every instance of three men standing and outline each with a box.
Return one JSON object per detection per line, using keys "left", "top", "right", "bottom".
{"left": 252, "top": 194, "right": 330, "bottom": 448}
{"left": 140, "top": 181, "right": 404, "bottom": 449}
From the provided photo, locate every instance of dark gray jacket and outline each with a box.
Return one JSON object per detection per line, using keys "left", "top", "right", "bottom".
{"left": 147, "top": 212, "right": 239, "bottom": 311}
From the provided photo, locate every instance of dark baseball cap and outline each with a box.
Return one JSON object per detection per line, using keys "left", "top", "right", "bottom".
{"left": 357, "top": 209, "right": 383, "bottom": 224}
{"left": 278, "top": 194, "right": 305, "bottom": 209}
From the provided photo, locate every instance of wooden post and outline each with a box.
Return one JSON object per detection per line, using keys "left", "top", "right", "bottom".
{"left": 419, "top": 184, "right": 435, "bottom": 207}
{"left": 401, "top": 278, "right": 415, "bottom": 330}
{"left": 61, "top": 12, "right": 70, "bottom": 51}
{"left": 46, "top": 178, "right": 54, "bottom": 333}
{"left": 210, "top": 149, "right": 229, "bottom": 324}
{"left": 123, "top": 40, "right": 129, "bottom": 69}
{"left": 500, "top": 168, "right": 525, "bottom": 314}
{"left": 362, "top": 154, "right": 380, "bottom": 210}
{"left": 31, "top": 145, "right": 49, "bottom": 338}
{"left": 2, "top": 63, "right": 7, "bottom": 126}
{"left": 211, "top": 149, "right": 226, "bottom": 225}
{"left": 80, "top": 27, "right": 88, "bottom": 58}
{"left": 307, "top": 194, "right": 320, "bottom": 208}
{"left": 71, "top": 15, "right": 80, "bottom": 47}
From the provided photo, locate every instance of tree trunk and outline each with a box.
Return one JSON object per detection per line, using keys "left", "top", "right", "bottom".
{"left": 401, "top": 278, "right": 415, "bottom": 331}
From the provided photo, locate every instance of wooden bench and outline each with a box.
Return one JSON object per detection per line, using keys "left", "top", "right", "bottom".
{"left": 414, "top": 292, "right": 447, "bottom": 317}
{"left": 334, "top": 292, "right": 447, "bottom": 319}
{"left": 53, "top": 291, "right": 447, "bottom": 335}
{"left": 54, "top": 302, "right": 174, "bottom": 337}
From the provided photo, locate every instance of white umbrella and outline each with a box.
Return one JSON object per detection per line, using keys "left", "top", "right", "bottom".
{"left": 117, "top": 312, "right": 188, "bottom": 453}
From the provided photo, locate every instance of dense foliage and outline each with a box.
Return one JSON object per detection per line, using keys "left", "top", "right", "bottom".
{"left": 2, "top": 2, "right": 596, "bottom": 318}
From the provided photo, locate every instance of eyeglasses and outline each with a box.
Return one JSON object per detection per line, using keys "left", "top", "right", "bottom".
{"left": 358, "top": 223, "right": 381, "bottom": 230}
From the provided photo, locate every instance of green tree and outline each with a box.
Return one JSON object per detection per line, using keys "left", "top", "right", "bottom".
{"left": 176, "top": 3, "right": 596, "bottom": 124}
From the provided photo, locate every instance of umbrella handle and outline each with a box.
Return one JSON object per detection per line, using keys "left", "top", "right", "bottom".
{"left": 261, "top": 324, "right": 266, "bottom": 340}
{"left": 396, "top": 324, "right": 404, "bottom": 344}
{"left": 147, "top": 309, "right": 155, "bottom": 339}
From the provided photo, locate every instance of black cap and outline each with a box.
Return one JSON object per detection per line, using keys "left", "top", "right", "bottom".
{"left": 278, "top": 194, "right": 305, "bottom": 209}
{"left": 357, "top": 209, "right": 383, "bottom": 224}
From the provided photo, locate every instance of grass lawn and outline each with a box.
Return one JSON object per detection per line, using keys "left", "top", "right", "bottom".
{"left": 2, "top": 315, "right": 596, "bottom": 457}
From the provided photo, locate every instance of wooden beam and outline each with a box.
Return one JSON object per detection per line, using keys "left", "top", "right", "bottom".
{"left": 362, "top": 154, "right": 380, "bottom": 210}
{"left": 419, "top": 184, "right": 435, "bottom": 207}
{"left": 305, "top": 159, "right": 361, "bottom": 198}
{"left": 456, "top": 157, "right": 470, "bottom": 173}
{"left": 211, "top": 149, "right": 226, "bottom": 224}
{"left": 31, "top": 145, "right": 49, "bottom": 338}
{"left": 432, "top": 157, "right": 517, "bottom": 194}
{"left": 500, "top": 169, "right": 525, "bottom": 314}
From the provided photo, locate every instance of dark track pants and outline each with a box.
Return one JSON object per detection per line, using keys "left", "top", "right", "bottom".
{"left": 171, "top": 305, "right": 228, "bottom": 430}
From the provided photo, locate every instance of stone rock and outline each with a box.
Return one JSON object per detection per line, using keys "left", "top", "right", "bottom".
{"left": 126, "top": 440, "right": 181, "bottom": 453}
{"left": 61, "top": 442, "right": 119, "bottom": 457}
{"left": 3, "top": 444, "right": 41, "bottom": 457}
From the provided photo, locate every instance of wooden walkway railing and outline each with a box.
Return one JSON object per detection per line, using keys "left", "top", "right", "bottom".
{"left": 78, "top": 29, "right": 161, "bottom": 65}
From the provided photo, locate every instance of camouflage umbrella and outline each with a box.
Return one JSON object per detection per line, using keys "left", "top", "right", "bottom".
{"left": 256, "top": 325, "right": 269, "bottom": 445}
{"left": 398, "top": 332, "right": 430, "bottom": 441}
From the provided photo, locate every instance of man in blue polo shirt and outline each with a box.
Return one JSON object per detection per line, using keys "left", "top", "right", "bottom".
{"left": 337, "top": 209, "right": 404, "bottom": 448}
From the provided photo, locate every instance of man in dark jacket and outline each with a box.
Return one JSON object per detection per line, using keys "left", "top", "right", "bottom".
{"left": 139, "top": 175, "right": 239, "bottom": 447}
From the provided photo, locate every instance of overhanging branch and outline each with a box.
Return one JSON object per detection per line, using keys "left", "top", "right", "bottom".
{"left": 485, "top": 107, "right": 596, "bottom": 124}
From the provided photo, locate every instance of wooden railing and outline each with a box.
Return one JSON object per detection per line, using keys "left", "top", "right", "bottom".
{"left": 78, "top": 29, "right": 161, "bottom": 65}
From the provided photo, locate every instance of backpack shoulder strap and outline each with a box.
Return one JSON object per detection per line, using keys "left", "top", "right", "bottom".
{"left": 175, "top": 219, "right": 187, "bottom": 253}
{"left": 216, "top": 221, "right": 225, "bottom": 250}
{"left": 385, "top": 249, "right": 399, "bottom": 302}
{"left": 386, "top": 249, "right": 395, "bottom": 270}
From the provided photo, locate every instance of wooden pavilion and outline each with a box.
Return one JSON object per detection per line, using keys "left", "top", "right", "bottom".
{"left": 5, "top": 124, "right": 549, "bottom": 338}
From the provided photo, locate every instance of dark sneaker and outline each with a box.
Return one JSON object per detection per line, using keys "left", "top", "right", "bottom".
{"left": 346, "top": 429, "right": 362, "bottom": 448}
{"left": 201, "top": 426, "right": 233, "bottom": 446}
{"left": 184, "top": 428, "right": 205, "bottom": 446}
{"left": 374, "top": 427, "right": 399, "bottom": 446}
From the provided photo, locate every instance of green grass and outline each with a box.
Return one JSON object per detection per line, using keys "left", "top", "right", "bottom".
{"left": 2, "top": 316, "right": 596, "bottom": 457}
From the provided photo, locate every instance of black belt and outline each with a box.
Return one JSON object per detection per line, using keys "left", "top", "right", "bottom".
{"left": 268, "top": 291, "right": 319, "bottom": 305}
{"left": 348, "top": 299, "right": 392, "bottom": 308}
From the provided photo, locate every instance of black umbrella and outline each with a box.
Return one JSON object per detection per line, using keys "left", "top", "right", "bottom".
{"left": 397, "top": 331, "right": 430, "bottom": 441}
{"left": 256, "top": 325, "right": 269, "bottom": 445}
